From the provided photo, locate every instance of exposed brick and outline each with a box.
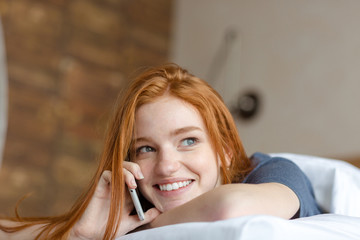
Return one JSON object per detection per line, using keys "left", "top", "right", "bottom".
{"left": 0, "top": 165, "right": 50, "bottom": 216}
{"left": 68, "top": 0, "right": 126, "bottom": 39}
{"left": 58, "top": 61, "right": 124, "bottom": 139}
{"left": 5, "top": 37, "right": 63, "bottom": 73}
{"left": 0, "top": 165, "right": 47, "bottom": 196}
{"left": 0, "top": 0, "right": 172, "bottom": 217}
{"left": 7, "top": 86, "right": 59, "bottom": 144}
{"left": 6, "top": 0, "right": 63, "bottom": 39}
{"left": 65, "top": 32, "right": 124, "bottom": 68}
{"left": 57, "top": 132, "right": 103, "bottom": 161}
{"left": 122, "top": 43, "right": 168, "bottom": 73}
{"left": 93, "top": 0, "right": 126, "bottom": 8}
{"left": 47, "top": 0, "right": 69, "bottom": 7}
{"left": 52, "top": 155, "right": 96, "bottom": 187}
{"left": 7, "top": 62, "right": 60, "bottom": 93}
{"left": 62, "top": 61, "right": 124, "bottom": 104}
{"left": 129, "top": 26, "right": 170, "bottom": 54}
{"left": 2, "top": 137, "right": 52, "bottom": 167}
{"left": 50, "top": 182, "right": 86, "bottom": 216}
{"left": 0, "top": 1, "right": 10, "bottom": 16}
{"left": 124, "top": 0, "right": 173, "bottom": 36}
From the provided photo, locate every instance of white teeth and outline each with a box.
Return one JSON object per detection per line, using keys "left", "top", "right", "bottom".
{"left": 172, "top": 182, "right": 179, "bottom": 190}
{"left": 158, "top": 180, "right": 192, "bottom": 191}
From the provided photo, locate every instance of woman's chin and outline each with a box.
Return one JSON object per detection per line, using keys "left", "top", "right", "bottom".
{"left": 156, "top": 200, "right": 186, "bottom": 213}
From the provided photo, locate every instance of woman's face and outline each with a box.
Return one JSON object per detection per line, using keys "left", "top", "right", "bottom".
{"left": 133, "top": 95, "right": 222, "bottom": 212}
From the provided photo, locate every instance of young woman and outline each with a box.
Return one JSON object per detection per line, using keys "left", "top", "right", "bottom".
{"left": 0, "top": 63, "right": 322, "bottom": 240}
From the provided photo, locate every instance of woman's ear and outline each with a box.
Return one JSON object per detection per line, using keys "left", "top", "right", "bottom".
{"left": 218, "top": 148, "right": 232, "bottom": 168}
{"left": 218, "top": 149, "right": 233, "bottom": 184}
{"left": 224, "top": 150, "right": 232, "bottom": 168}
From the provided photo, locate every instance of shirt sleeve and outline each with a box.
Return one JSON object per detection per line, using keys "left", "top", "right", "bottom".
{"left": 243, "top": 152, "right": 322, "bottom": 218}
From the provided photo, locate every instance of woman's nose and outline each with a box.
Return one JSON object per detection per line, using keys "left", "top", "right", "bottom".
{"left": 155, "top": 147, "right": 181, "bottom": 176}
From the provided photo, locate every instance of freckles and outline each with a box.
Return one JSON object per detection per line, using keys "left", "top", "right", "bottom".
{"left": 136, "top": 160, "right": 152, "bottom": 173}
{"left": 137, "top": 162, "right": 155, "bottom": 190}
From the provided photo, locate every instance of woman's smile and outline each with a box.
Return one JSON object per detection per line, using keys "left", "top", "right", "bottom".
{"left": 153, "top": 179, "right": 195, "bottom": 200}
{"left": 156, "top": 179, "right": 194, "bottom": 192}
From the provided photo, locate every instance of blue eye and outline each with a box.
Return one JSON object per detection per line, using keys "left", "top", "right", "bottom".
{"left": 136, "top": 146, "right": 155, "bottom": 154}
{"left": 181, "top": 138, "right": 197, "bottom": 146}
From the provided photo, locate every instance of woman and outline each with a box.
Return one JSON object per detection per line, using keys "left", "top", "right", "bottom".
{"left": 0, "top": 63, "right": 321, "bottom": 240}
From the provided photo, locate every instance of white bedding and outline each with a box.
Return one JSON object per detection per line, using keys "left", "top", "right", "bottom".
{"left": 121, "top": 214, "right": 360, "bottom": 240}
{"left": 118, "top": 153, "right": 360, "bottom": 240}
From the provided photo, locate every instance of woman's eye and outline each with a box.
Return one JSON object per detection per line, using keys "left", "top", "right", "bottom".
{"left": 136, "top": 146, "right": 155, "bottom": 154}
{"left": 181, "top": 138, "right": 197, "bottom": 147}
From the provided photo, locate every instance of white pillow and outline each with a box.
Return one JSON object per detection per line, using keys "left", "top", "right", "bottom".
{"left": 270, "top": 153, "right": 360, "bottom": 217}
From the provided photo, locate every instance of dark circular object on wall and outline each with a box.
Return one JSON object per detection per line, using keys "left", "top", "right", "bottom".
{"left": 236, "top": 91, "right": 261, "bottom": 120}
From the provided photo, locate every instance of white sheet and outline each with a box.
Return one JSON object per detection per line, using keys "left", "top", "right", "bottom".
{"left": 117, "top": 153, "right": 360, "bottom": 240}
{"left": 120, "top": 214, "right": 360, "bottom": 240}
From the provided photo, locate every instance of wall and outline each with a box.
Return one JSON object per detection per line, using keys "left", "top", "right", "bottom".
{"left": 171, "top": 0, "right": 360, "bottom": 162}
{"left": 0, "top": 0, "right": 172, "bottom": 217}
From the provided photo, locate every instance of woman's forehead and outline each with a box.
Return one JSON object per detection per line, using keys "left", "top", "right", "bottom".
{"left": 134, "top": 95, "right": 207, "bottom": 136}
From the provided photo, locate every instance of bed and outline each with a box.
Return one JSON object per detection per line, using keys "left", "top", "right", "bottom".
{"left": 118, "top": 153, "right": 360, "bottom": 240}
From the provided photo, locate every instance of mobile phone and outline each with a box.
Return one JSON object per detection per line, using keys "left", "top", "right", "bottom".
{"left": 128, "top": 188, "right": 145, "bottom": 221}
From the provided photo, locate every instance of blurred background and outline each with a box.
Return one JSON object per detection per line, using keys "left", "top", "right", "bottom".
{"left": 0, "top": 0, "right": 360, "bottom": 217}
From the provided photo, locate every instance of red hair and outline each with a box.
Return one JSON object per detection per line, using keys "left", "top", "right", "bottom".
{"left": 0, "top": 63, "right": 252, "bottom": 239}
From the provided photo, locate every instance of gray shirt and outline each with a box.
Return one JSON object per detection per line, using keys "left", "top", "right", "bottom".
{"left": 243, "top": 152, "right": 322, "bottom": 218}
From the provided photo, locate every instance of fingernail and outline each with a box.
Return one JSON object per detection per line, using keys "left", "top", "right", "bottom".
{"left": 131, "top": 179, "right": 137, "bottom": 188}
{"left": 138, "top": 171, "right": 144, "bottom": 179}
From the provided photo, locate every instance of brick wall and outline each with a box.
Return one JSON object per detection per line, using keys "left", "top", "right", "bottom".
{"left": 0, "top": 0, "right": 172, "bottom": 217}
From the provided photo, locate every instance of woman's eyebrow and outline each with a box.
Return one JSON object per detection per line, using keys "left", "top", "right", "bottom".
{"left": 134, "top": 126, "right": 203, "bottom": 143}
{"left": 171, "top": 126, "right": 203, "bottom": 136}
{"left": 134, "top": 136, "right": 152, "bottom": 143}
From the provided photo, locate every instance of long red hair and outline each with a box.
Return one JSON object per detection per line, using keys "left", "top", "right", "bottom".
{"left": 0, "top": 63, "right": 252, "bottom": 239}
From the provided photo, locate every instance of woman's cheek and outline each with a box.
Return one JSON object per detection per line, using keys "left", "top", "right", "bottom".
{"left": 136, "top": 160, "right": 152, "bottom": 178}
{"left": 136, "top": 161, "right": 153, "bottom": 192}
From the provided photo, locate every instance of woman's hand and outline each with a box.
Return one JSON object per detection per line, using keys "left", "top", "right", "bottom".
{"left": 70, "top": 166, "right": 160, "bottom": 240}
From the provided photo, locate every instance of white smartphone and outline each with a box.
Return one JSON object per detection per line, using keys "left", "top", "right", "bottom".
{"left": 128, "top": 188, "right": 145, "bottom": 221}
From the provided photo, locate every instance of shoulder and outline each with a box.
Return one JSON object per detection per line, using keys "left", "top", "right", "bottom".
{"left": 244, "top": 152, "right": 304, "bottom": 184}
{"left": 243, "top": 152, "right": 323, "bottom": 218}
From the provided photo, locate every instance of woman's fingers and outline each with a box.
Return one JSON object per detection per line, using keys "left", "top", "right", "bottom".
{"left": 142, "top": 208, "right": 161, "bottom": 224}
{"left": 71, "top": 170, "right": 113, "bottom": 239}
{"left": 118, "top": 208, "right": 161, "bottom": 236}
{"left": 123, "top": 162, "right": 144, "bottom": 189}
{"left": 123, "top": 161, "right": 144, "bottom": 180}
{"left": 133, "top": 208, "right": 161, "bottom": 227}
{"left": 93, "top": 170, "right": 112, "bottom": 198}
{"left": 123, "top": 168, "right": 138, "bottom": 189}
{"left": 74, "top": 169, "right": 156, "bottom": 238}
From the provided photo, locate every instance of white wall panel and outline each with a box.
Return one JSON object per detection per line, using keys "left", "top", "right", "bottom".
{"left": 171, "top": 0, "right": 360, "bottom": 158}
